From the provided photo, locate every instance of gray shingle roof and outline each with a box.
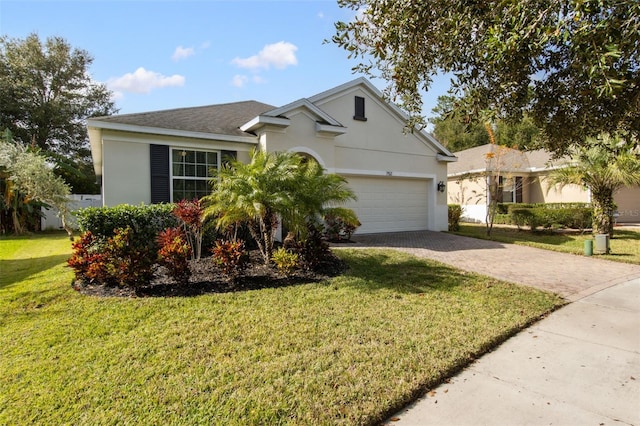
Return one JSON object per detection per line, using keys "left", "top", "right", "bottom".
{"left": 448, "top": 144, "right": 567, "bottom": 176}
{"left": 91, "top": 101, "right": 277, "bottom": 137}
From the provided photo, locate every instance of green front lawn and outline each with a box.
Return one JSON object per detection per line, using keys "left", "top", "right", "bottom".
{"left": 1, "top": 233, "right": 562, "bottom": 425}
{"left": 452, "top": 224, "right": 640, "bottom": 265}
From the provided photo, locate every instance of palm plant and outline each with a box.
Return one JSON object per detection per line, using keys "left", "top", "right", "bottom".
{"left": 203, "top": 149, "right": 356, "bottom": 265}
{"left": 548, "top": 134, "right": 640, "bottom": 237}
{"left": 285, "top": 158, "right": 356, "bottom": 236}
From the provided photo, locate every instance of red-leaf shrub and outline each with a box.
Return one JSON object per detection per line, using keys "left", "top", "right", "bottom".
{"left": 67, "top": 231, "right": 111, "bottom": 284}
{"left": 105, "top": 227, "right": 156, "bottom": 287}
{"left": 157, "top": 228, "right": 192, "bottom": 285}
{"left": 173, "top": 199, "right": 204, "bottom": 260}
{"left": 211, "top": 239, "right": 248, "bottom": 275}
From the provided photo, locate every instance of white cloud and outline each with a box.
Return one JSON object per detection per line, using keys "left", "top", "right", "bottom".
{"left": 231, "top": 75, "right": 248, "bottom": 88}
{"left": 107, "top": 67, "right": 185, "bottom": 94}
{"left": 172, "top": 46, "right": 195, "bottom": 61}
{"left": 231, "top": 41, "right": 298, "bottom": 71}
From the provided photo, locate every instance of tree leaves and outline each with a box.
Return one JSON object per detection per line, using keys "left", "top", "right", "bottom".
{"left": 333, "top": 0, "right": 640, "bottom": 154}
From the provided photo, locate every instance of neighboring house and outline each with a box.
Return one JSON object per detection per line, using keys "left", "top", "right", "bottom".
{"left": 447, "top": 143, "right": 640, "bottom": 224}
{"left": 88, "top": 78, "right": 457, "bottom": 235}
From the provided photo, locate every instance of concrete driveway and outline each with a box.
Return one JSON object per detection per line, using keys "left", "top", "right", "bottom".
{"left": 342, "top": 231, "right": 640, "bottom": 425}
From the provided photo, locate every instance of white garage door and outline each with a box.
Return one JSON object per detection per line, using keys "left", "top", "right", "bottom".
{"left": 342, "top": 176, "right": 431, "bottom": 234}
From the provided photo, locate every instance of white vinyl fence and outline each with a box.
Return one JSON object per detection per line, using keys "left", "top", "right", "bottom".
{"left": 41, "top": 194, "right": 102, "bottom": 231}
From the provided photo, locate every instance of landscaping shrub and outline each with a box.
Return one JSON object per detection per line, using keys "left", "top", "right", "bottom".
{"left": 69, "top": 227, "right": 156, "bottom": 287}
{"left": 157, "top": 228, "right": 192, "bottom": 286}
{"left": 173, "top": 199, "right": 204, "bottom": 260}
{"left": 508, "top": 204, "right": 593, "bottom": 231}
{"left": 211, "top": 239, "right": 249, "bottom": 275}
{"left": 271, "top": 247, "right": 299, "bottom": 275}
{"left": 493, "top": 213, "right": 512, "bottom": 225}
{"left": 299, "top": 221, "right": 332, "bottom": 270}
{"left": 448, "top": 204, "right": 462, "bottom": 231}
{"left": 323, "top": 208, "right": 361, "bottom": 241}
{"left": 510, "top": 208, "right": 540, "bottom": 230}
{"left": 76, "top": 204, "right": 178, "bottom": 243}
{"left": 67, "top": 231, "right": 107, "bottom": 284}
{"left": 103, "top": 227, "right": 156, "bottom": 287}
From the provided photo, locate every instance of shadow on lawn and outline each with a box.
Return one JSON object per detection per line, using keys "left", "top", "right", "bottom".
{"left": 613, "top": 229, "right": 640, "bottom": 240}
{"left": 337, "top": 249, "right": 469, "bottom": 294}
{"left": 0, "top": 254, "right": 71, "bottom": 289}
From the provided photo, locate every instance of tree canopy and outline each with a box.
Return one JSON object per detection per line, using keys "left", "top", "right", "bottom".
{"left": 1, "top": 130, "right": 72, "bottom": 235}
{"left": 0, "top": 33, "right": 116, "bottom": 191}
{"left": 429, "top": 95, "right": 540, "bottom": 152}
{"left": 333, "top": 0, "right": 640, "bottom": 154}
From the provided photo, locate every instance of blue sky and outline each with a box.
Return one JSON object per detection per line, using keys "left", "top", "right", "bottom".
{"left": 0, "top": 0, "right": 451, "bottom": 121}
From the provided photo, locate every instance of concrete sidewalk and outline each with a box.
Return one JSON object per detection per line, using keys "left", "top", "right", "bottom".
{"left": 340, "top": 231, "right": 640, "bottom": 425}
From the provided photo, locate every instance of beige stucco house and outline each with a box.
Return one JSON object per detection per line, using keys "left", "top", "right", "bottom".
{"left": 447, "top": 143, "right": 639, "bottom": 224}
{"left": 88, "top": 78, "right": 457, "bottom": 235}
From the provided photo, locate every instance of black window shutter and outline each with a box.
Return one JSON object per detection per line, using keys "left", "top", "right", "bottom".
{"left": 354, "top": 96, "right": 367, "bottom": 121}
{"left": 150, "top": 144, "right": 170, "bottom": 203}
{"left": 515, "top": 176, "right": 523, "bottom": 203}
{"left": 221, "top": 150, "right": 237, "bottom": 167}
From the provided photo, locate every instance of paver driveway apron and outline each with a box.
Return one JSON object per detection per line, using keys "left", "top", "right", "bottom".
{"left": 346, "top": 230, "right": 640, "bottom": 301}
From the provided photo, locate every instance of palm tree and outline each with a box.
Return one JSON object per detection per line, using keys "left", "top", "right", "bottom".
{"left": 548, "top": 133, "right": 640, "bottom": 238}
{"left": 285, "top": 157, "right": 356, "bottom": 236}
{"left": 203, "top": 149, "right": 356, "bottom": 264}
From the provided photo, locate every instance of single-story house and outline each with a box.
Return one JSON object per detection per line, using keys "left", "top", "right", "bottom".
{"left": 447, "top": 143, "right": 639, "bottom": 224}
{"left": 88, "top": 77, "right": 457, "bottom": 235}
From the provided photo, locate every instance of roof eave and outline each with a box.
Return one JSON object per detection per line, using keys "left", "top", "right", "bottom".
{"left": 315, "top": 122, "right": 347, "bottom": 136}
{"left": 437, "top": 154, "right": 458, "bottom": 162}
{"left": 239, "top": 116, "right": 291, "bottom": 133}
{"left": 86, "top": 119, "right": 259, "bottom": 144}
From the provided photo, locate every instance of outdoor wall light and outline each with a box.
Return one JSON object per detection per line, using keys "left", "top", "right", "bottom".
{"left": 437, "top": 181, "right": 446, "bottom": 193}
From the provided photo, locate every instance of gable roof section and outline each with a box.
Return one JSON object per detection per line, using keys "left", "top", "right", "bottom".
{"left": 240, "top": 98, "right": 347, "bottom": 135}
{"left": 88, "top": 100, "right": 276, "bottom": 139}
{"left": 308, "top": 77, "right": 457, "bottom": 161}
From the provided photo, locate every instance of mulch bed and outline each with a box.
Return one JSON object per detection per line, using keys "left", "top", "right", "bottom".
{"left": 73, "top": 250, "right": 348, "bottom": 298}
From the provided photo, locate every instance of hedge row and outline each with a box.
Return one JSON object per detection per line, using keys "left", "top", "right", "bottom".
{"left": 76, "top": 204, "right": 179, "bottom": 242}
{"left": 495, "top": 202, "right": 591, "bottom": 215}
{"left": 508, "top": 205, "right": 592, "bottom": 231}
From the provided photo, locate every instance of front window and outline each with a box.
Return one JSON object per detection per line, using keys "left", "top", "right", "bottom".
{"left": 171, "top": 149, "right": 218, "bottom": 201}
{"left": 499, "top": 176, "right": 515, "bottom": 203}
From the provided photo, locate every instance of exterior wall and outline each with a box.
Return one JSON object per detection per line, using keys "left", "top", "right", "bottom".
{"left": 103, "top": 138, "right": 151, "bottom": 206}
{"left": 447, "top": 175, "right": 487, "bottom": 205}
{"left": 316, "top": 87, "right": 448, "bottom": 231}
{"left": 537, "top": 175, "right": 590, "bottom": 203}
{"left": 447, "top": 175, "right": 488, "bottom": 223}
{"left": 261, "top": 86, "right": 450, "bottom": 231}
{"left": 259, "top": 111, "right": 337, "bottom": 169}
{"left": 99, "top": 129, "right": 256, "bottom": 206}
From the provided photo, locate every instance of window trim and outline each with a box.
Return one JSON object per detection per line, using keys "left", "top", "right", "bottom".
{"left": 169, "top": 147, "right": 220, "bottom": 202}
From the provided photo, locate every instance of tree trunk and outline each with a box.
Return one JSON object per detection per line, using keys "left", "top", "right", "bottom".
{"left": 591, "top": 189, "right": 615, "bottom": 238}
{"left": 11, "top": 209, "right": 24, "bottom": 235}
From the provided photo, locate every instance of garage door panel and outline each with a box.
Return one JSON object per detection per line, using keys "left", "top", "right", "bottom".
{"left": 342, "top": 176, "right": 430, "bottom": 234}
